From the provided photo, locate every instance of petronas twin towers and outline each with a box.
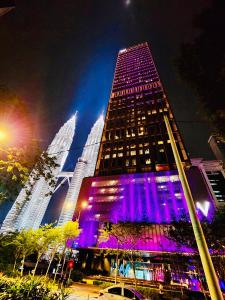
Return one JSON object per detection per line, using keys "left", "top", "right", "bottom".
{"left": 0, "top": 113, "right": 104, "bottom": 233}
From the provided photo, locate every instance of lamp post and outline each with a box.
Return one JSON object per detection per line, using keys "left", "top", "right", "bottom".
{"left": 164, "top": 114, "right": 223, "bottom": 300}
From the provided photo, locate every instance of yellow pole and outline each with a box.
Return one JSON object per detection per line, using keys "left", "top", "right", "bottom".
{"left": 164, "top": 115, "right": 223, "bottom": 300}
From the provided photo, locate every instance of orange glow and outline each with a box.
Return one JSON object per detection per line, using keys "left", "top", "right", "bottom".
{"left": 81, "top": 201, "right": 88, "bottom": 209}
{"left": 0, "top": 124, "right": 12, "bottom": 145}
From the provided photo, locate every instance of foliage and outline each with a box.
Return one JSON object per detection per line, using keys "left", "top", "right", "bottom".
{"left": 0, "top": 275, "right": 69, "bottom": 300}
{"left": 167, "top": 208, "right": 225, "bottom": 281}
{"left": 167, "top": 208, "right": 225, "bottom": 252}
{"left": 0, "top": 232, "right": 19, "bottom": 268}
{"left": 53, "top": 221, "right": 81, "bottom": 281}
{"left": 99, "top": 222, "right": 146, "bottom": 286}
{"left": 175, "top": 0, "right": 225, "bottom": 137}
{"left": 0, "top": 146, "right": 59, "bottom": 205}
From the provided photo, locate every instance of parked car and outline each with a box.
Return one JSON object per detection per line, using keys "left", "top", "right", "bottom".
{"left": 99, "top": 284, "right": 149, "bottom": 300}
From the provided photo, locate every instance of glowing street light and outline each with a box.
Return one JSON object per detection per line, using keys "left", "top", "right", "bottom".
{"left": 77, "top": 200, "right": 88, "bottom": 221}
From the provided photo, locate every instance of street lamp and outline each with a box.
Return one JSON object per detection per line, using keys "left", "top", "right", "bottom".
{"left": 77, "top": 200, "right": 88, "bottom": 221}
{"left": 164, "top": 114, "right": 223, "bottom": 300}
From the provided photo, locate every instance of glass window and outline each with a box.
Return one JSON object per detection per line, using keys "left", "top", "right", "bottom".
{"left": 132, "top": 159, "right": 136, "bottom": 166}
{"left": 146, "top": 158, "right": 151, "bottom": 165}
{"left": 131, "top": 150, "right": 136, "bottom": 156}
{"left": 108, "top": 287, "right": 122, "bottom": 295}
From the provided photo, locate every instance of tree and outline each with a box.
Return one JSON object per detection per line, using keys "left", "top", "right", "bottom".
{"left": 53, "top": 221, "right": 81, "bottom": 281}
{"left": 0, "top": 231, "right": 19, "bottom": 272}
{"left": 8, "top": 228, "right": 36, "bottom": 276}
{"left": 175, "top": 0, "right": 225, "bottom": 137}
{"left": 32, "top": 224, "right": 55, "bottom": 276}
{"left": 99, "top": 222, "right": 145, "bottom": 286}
{"left": 167, "top": 208, "right": 225, "bottom": 281}
{"left": 0, "top": 146, "right": 59, "bottom": 205}
{"left": 45, "top": 226, "right": 64, "bottom": 277}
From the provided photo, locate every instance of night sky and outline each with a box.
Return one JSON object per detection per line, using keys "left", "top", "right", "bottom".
{"left": 0, "top": 0, "right": 215, "bottom": 222}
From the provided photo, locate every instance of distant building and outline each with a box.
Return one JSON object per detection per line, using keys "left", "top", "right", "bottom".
{"left": 0, "top": 0, "right": 15, "bottom": 17}
{"left": 191, "top": 158, "right": 225, "bottom": 206}
{"left": 0, "top": 114, "right": 76, "bottom": 232}
{"left": 208, "top": 135, "right": 225, "bottom": 166}
{"left": 57, "top": 115, "right": 104, "bottom": 226}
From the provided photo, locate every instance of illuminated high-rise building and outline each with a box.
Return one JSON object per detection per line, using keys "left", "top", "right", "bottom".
{"left": 73, "top": 43, "right": 215, "bottom": 283}
{"left": 1, "top": 114, "right": 76, "bottom": 232}
{"left": 95, "top": 42, "right": 189, "bottom": 176}
{"left": 58, "top": 115, "right": 104, "bottom": 226}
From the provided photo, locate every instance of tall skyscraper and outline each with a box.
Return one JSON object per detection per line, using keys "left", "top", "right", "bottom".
{"left": 58, "top": 115, "right": 104, "bottom": 226}
{"left": 1, "top": 114, "right": 76, "bottom": 232}
{"left": 95, "top": 42, "right": 189, "bottom": 176}
{"left": 75, "top": 43, "right": 214, "bottom": 251}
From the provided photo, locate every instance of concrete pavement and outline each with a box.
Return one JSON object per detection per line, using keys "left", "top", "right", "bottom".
{"left": 67, "top": 282, "right": 101, "bottom": 300}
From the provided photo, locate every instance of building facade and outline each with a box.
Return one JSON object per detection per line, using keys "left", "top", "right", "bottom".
{"left": 208, "top": 135, "right": 225, "bottom": 166}
{"left": 191, "top": 158, "right": 225, "bottom": 206}
{"left": 95, "top": 43, "right": 189, "bottom": 176}
{"left": 0, "top": 114, "right": 76, "bottom": 232}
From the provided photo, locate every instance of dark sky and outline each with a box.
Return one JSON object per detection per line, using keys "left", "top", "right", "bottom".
{"left": 0, "top": 0, "right": 215, "bottom": 221}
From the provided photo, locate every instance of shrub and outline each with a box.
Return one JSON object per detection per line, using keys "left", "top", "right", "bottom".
{"left": 0, "top": 275, "right": 69, "bottom": 300}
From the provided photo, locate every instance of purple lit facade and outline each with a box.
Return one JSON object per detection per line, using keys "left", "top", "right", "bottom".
{"left": 74, "top": 169, "right": 215, "bottom": 252}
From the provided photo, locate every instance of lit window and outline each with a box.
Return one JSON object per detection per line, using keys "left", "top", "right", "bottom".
{"left": 174, "top": 193, "right": 182, "bottom": 199}
{"left": 158, "top": 141, "right": 164, "bottom": 145}
{"left": 139, "top": 149, "right": 143, "bottom": 155}
{"left": 152, "top": 110, "right": 157, "bottom": 114}
{"left": 126, "top": 159, "right": 129, "bottom": 166}
{"left": 118, "top": 152, "right": 123, "bottom": 157}
{"left": 112, "top": 153, "right": 117, "bottom": 158}
{"left": 104, "top": 154, "right": 110, "bottom": 159}
{"left": 132, "top": 159, "right": 136, "bottom": 166}
{"left": 131, "top": 150, "right": 136, "bottom": 156}
{"left": 159, "top": 149, "right": 164, "bottom": 152}
{"left": 145, "top": 149, "right": 150, "bottom": 154}
{"left": 145, "top": 159, "right": 151, "bottom": 165}
{"left": 130, "top": 144, "right": 136, "bottom": 148}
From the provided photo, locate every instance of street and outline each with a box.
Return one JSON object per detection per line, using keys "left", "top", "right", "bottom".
{"left": 67, "top": 283, "right": 101, "bottom": 300}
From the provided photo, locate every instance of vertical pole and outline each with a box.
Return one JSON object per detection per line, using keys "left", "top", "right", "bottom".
{"left": 164, "top": 115, "right": 223, "bottom": 300}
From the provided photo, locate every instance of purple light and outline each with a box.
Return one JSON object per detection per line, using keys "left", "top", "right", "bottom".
{"left": 74, "top": 170, "right": 215, "bottom": 252}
